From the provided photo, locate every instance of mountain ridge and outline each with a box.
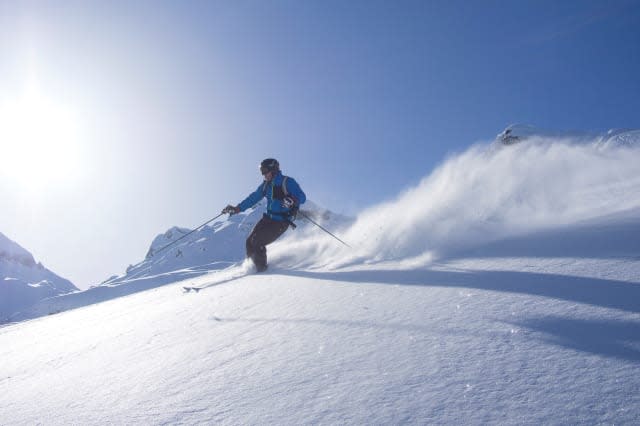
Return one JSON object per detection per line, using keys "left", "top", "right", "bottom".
{"left": 3, "top": 200, "right": 351, "bottom": 323}
{"left": 0, "top": 232, "right": 78, "bottom": 321}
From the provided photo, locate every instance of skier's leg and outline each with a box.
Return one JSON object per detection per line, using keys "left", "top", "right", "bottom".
{"left": 245, "top": 220, "right": 265, "bottom": 267}
{"left": 246, "top": 216, "right": 289, "bottom": 271}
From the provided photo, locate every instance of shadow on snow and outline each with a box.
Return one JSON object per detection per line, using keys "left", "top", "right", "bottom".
{"left": 283, "top": 268, "right": 640, "bottom": 314}
{"left": 282, "top": 267, "right": 640, "bottom": 362}
{"left": 506, "top": 316, "right": 640, "bottom": 362}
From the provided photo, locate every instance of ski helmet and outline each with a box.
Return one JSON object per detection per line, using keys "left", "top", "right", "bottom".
{"left": 260, "top": 158, "right": 280, "bottom": 175}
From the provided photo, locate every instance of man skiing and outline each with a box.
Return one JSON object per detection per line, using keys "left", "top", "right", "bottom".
{"left": 222, "top": 158, "right": 306, "bottom": 272}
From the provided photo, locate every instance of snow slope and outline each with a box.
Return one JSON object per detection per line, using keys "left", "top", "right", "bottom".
{"left": 2, "top": 201, "right": 350, "bottom": 323}
{"left": 2, "top": 132, "right": 640, "bottom": 424}
{"left": 0, "top": 232, "right": 77, "bottom": 321}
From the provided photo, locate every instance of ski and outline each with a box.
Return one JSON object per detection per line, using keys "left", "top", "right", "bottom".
{"left": 180, "top": 261, "right": 258, "bottom": 293}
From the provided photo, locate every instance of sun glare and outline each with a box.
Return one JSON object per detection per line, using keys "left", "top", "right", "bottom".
{"left": 0, "top": 90, "right": 82, "bottom": 190}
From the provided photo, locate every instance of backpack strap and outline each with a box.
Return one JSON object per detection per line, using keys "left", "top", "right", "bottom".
{"left": 262, "top": 176, "right": 289, "bottom": 200}
{"left": 263, "top": 176, "right": 288, "bottom": 196}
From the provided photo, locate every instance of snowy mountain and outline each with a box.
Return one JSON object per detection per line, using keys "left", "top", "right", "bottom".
{"left": 107, "top": 199, "right": 352, "bottom": 286}
{"left": 0, "top": 232, "right": 77, "bottom": 321}
{"left": 496, "top": 123, "right": 640, "bottom": 148}
{"left": 597, "top": 128, "right": 640, "bottom": 149}
{"left": 4, "top": 200, "right": 351, "bottom": 323}
{"left": 2, "top": 129, "right": 640, "bottom": 424}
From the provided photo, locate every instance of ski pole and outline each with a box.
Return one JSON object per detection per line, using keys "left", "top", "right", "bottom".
{"left": 298, "top": 211, "right": 351, "bottom": 248}
{"left": 150, "top": 212, "right": 226, "bottom": 257}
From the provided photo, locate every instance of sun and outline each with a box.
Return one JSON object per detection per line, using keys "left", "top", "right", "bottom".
{"left": 0, "top": 90, "right": 82, "bottom": 190}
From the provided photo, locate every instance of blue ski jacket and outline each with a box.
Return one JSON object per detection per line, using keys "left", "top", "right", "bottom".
{"left": 237, "top": 171, "right": 306, "bottom": 222}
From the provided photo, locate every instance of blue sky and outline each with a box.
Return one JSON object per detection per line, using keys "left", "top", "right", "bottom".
{"left": 1, "top": 0, "right": 639, "bottom": 288}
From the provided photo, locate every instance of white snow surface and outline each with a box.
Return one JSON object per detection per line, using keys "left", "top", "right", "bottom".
{"left": 2, "top": 135, "right": 640, "bottom": 424}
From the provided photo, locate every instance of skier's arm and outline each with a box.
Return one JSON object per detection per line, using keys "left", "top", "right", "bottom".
{"left": 237, "top": 184, "right": 266, "bottom": 212}
{"left": 287, "top": 178, "right": 306, "bottom": 205}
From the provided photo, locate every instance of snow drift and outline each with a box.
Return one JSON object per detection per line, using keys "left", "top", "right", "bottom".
{"left": 272, "top": 131, "right": 640, "bottom": 270}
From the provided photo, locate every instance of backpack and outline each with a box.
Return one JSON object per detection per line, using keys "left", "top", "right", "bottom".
{"left": 262, "top": 176, "right": 298, "bottom": 225}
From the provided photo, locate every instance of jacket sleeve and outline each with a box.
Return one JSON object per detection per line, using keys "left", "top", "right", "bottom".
{"left": 237, "top": 183, "right": 265, "bottom": 212}
{"left": 287, "top": 177, "right": 306, "bottom": 205}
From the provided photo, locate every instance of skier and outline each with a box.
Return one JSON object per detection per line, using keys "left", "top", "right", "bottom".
{"left": 222, "top": 158, "right": 306, "bottom": 272}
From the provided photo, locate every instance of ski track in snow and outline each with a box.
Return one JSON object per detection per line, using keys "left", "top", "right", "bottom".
{"left": 2, "top": 136, "right": 640, "bottom": 424}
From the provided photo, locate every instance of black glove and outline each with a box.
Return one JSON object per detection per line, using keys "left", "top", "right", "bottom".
{"left": 222, "top": 204, "right": 240, "bottom": 215}
{"left": 282, "top": 196, "right": 297, "bottom": 209}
